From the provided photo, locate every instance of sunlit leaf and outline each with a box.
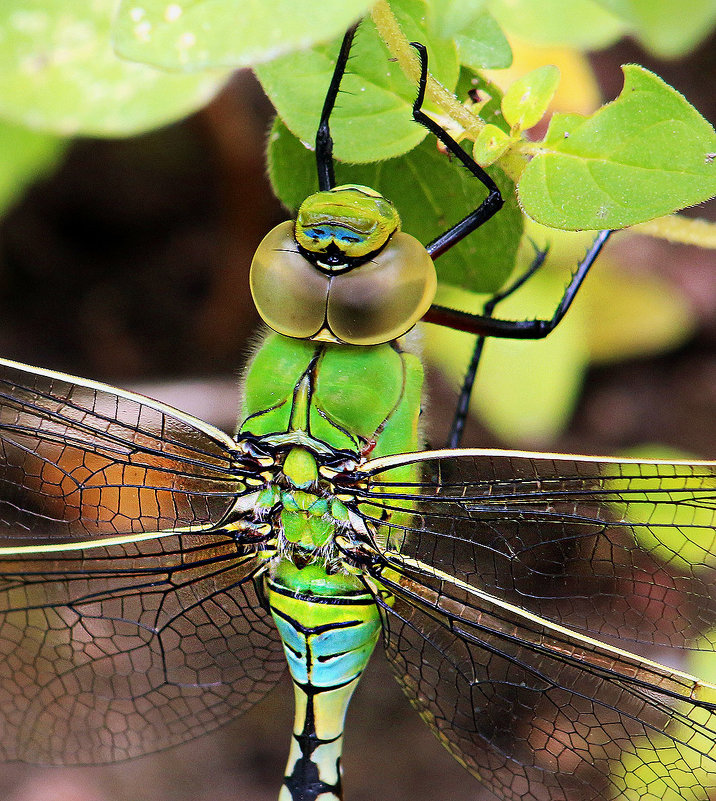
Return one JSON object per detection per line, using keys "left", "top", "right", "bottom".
{"left": 596, "top": 0, "right": 716, "bottom": 58}
{"left": 0, "top": 120, "right": 65, "bottom": 215}
{"left": 519, "top": 66, "right": 716, "bottom": 229}
{"left": 113, "top": 0, "right": 374, "bottom": 70}
{"left": 255, "top": 0, "right": 460, "bottom": 163}
{"left": 425, "top": 0, "right": 487, "bottom": 39}
{"left": 0, "top": 0, "right": 229, "bottom": 136}
{"left": 487, "top": 0, "right": 627, "bottom": 48}
{"left": 501, "top": 65, "right": 560, "bottom": 131}
{"left": 454, "top": 12, "right": 512, "bottom": 70}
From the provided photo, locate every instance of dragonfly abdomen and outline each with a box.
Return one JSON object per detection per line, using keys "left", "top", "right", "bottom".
{"left": 267, "top": 570, "right": 381, "bottom": 801}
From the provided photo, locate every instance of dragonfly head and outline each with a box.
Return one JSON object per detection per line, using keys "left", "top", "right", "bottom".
{"left": 250, "top": 185, "right": 437, "bottom": 346}
{"left": 294, "top": 184, "right": 401, "bottom": 267}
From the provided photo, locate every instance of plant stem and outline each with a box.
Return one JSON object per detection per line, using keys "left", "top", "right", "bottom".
{"left": 370, "top": 1, "right": 482, "bottom": 138}
{"left": 370, "top": 0, "right": 529, "bottom": 181}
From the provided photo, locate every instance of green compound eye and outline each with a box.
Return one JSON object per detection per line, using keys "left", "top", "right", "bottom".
{"left": 250, "top": 220, "right": 437, "bottom": 346}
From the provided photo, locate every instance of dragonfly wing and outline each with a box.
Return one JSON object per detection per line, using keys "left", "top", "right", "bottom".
{"left": 358, "top": 449, "right": 716, "bottom": 801}
{"left": 0, "top": 357, "right": 246, "bottom": 544}
{"left": 0, "top": 360, "right": 285, "bottom": 763}
{"left": 0, "top": 538, "right": 284, "bottom": 763}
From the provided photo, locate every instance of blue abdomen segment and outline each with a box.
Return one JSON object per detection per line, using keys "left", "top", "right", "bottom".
{"left": 266, "top": 572, "right": 381, "bottom": 801}
{"left": 272, "top": 611, "right": 380, "bottom": 687}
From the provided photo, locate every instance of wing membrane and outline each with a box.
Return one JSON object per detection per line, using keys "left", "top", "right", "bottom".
{"left": 0, "top": 358, "right": 248, "bottom": 544}
{"left": 357, "top": 449, "right": 716, "bottom": 800}
{"left": 0, "top": 535, "right": 284, "bottom": 763}
{"left": 0, "top": 360, "right": 285, "bottom": 763}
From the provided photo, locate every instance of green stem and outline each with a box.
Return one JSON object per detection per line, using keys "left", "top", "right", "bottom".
{"left": 370, "top": 1, "right": 528, "bottom": 181}
{"left": 371, "top": 1, "right": 478, "bottom": 133}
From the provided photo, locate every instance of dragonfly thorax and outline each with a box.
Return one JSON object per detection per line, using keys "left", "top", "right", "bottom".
{"left": 250, "top": 184, "right": 437, "bottom": 345}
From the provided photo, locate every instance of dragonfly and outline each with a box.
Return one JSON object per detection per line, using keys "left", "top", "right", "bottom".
{"left": 1, "top": 22, "right": 715, "bottom": 801}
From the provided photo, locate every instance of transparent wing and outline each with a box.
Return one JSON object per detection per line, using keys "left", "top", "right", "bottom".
{"left": 0, "top": 360, "right": 285, "bottom": 763}
{"left": 356, "top": 449, "right": 716, "bottom": 801}
{"left": 0, "top": 358, "right": 248, "bottom": 544}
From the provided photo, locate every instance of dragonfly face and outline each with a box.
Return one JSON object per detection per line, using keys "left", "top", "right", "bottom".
{"left": 250, "top": 184, "right": 437, "bottom": 345}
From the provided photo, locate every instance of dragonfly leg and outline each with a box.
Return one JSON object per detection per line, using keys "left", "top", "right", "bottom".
{"left": 409, "top": 42, "right": 504, "bottom": 260}
{"left": 446, "top": 243, "right": 549, "bottom": 447}
{"left": 424, "top": 229, "right": 612, "bottom": 339}
{"left": 316, "top": 24, "right": 359, "bottom": 192}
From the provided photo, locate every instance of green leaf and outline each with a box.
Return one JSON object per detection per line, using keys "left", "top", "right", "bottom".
{"left": 255, "top": 0, "right": 460, "bottom": 163}
{"left": 268, "top": 118, "right": 522, "bottom": 293}
{"left": 595, "top": 0, "right": 716, "bottom": 58}
{"left": 455, "top": 71, "right": 510, "bottom": 134}
{"left": 426, "top": 0, "right": 487, "bottom": 39}
{"left": 487, "top": 0, "right": 627, "bottom": 49}
{"left": 0, "top": 121, "right": 65, "bottom": 215}
{"left": 592, "top": 0, "right": 633, "bottom": 17}
{"left": 472, "top": 123, "right": 511, "bottom": 165}
{"left": 454, "top": 12, "right": 512, "bottom": 70}
{"left": 584, "top": 260, "right": 695, "bottom": 363}
{"left": 0, "top": 0, "right": 230, "bottom": 136}
{"left": 501, "top": 65, "right": 560, "bottom": 131}
{"left": 519, "top": 66, "right": 716, "bottom": 230}
{"left": 113, "top": 0, "right": 375, "bottom": 70}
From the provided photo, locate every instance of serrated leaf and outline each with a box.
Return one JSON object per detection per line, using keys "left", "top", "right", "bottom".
{"left": 426, "top": 0, "right": 487, "bottom": 38}
{"left": 268, "top": 118, "right": 522, "bottom": 293}
{"left": 501, "top": 65, "right": 560, "bottom": 131}
{"left": 519, "top": 66, "right": 716, "bottom": 230}
{"left": 113, "top": 0, "right": 374, "bottom": 70}
{"left": 454, "top": 12, "right": 512, "bottom": 70}
{"left": 0, "top": 0, "right": 229, "bottom": 136}
{"left": 255, "top": 0, "right": 460, "bottom": 163}
{"left": 487, "top": 0, "right": 627, "bottom": 48}
{"left": 0, "top": 121, "right": 65, "bottom": 215}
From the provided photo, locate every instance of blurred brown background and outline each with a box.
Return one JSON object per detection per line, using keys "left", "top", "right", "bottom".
{"left": 0, "top": 31, "right": 713, "bottom": 801}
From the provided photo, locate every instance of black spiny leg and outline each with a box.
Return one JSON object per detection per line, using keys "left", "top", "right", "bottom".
{"left": 444, "top": 231, "right": 613, "bottom": 446}
{"left": 425, "top": 230, "right": 612, "bottom": 338}
{"left": 410, "top": 42, "right": 504, "bottom": 259}
{"left": 316, "top": 24, "right": 359, "bottom": 191}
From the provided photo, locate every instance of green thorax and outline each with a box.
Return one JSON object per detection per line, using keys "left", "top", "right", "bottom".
{"left": 239, "top": 331, "right": 423, "bottom": 459}
{"left": 237, "top": 330, "right": 422, "bottom": 584}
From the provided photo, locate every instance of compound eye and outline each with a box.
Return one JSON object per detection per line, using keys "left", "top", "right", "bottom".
{"left": 326, "top": 232, "right": 437, "bottom": 346}
{"left": 250, "top": 221, "right": 329, "bottom": 339}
